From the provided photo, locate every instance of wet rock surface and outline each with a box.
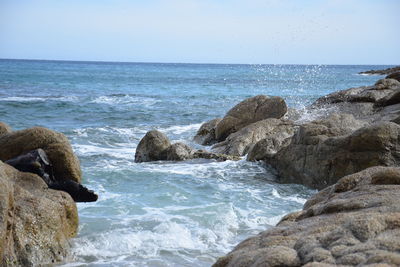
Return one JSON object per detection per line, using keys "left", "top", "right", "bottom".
{"left": 213, "top": 166, "right": 400, "bottom": 267}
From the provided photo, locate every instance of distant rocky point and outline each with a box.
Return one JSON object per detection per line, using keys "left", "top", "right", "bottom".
{"left": 359, "top": 65, "right": 400, "bottom": 75}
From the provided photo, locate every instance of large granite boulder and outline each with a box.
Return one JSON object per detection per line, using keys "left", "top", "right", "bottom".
{"left": 134, "top": 130, "right": 171, "bottom": 162}
{"left": 0, "top": 161, "right": 78, "bottom": 266}
{"left": 212, "top": 118, "right": 296, "bottom": 157}
{"left": 0, "top": 127, "right": 82, "bottom": 183}
{"left": 268, "top": 114, "right": 400, "bottom": 189}
{"left": 193, "top": 118, "right": 222, "bottom": 146}
{"left": 215, "top": 95, "right": 287, "bottom": 141}
{"left": 214, "top": 166, "right": 400, "bottom": 267}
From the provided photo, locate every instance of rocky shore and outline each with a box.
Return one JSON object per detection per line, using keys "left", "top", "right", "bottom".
{"left": 135, "top": 72, "right": 400, "bottom": 266}
{"left": 0, "top": 124, "right": 96, "bottom": 266}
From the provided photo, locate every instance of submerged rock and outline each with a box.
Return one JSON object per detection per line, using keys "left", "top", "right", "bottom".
{"left": 0, "top": 127, "right": 82, "bottom": 183}
{"left": 193, "top": 118, "right": 222, "bottom": 146}
{"left": 268, "top": 114, "right": 400, "bottom": 189}
{"left": 134, "top": 130, "right": 171, "bottom": 162}
{"left": 213, "top": 166, "right": 400, "bottom": 267}
{"left": 212, "top": 118, "right": 296, "bottom": 157}
{"left": 215, "top": 95, "right": 287, "bottom": 141}
{"left": 0, "top": 160, "right": 78, "bottom": 266}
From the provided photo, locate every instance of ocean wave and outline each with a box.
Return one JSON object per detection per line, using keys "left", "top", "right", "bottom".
{"left": 159, "top": 123, "right": 202, "bottom": 135}
{"left": 73, "top": 144, "right": 134, "bottom": 160}
{"left": 271, "top": 188, "right": 308, "bottom": 204}
{"left": 0, "top": 95, "right": 79, "bottom": 102}
{"left": 91, "top": 95, "right": 161, "bottom": 106}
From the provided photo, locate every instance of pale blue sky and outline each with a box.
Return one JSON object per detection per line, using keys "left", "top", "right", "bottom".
{"left": 0, "top": 0, "right": 399, "bottom": 64}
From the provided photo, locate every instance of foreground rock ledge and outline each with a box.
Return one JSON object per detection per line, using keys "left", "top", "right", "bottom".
{"left": 0, "top": 161, "right": 78, "bottom": 266}
{"left": 213, "top": 166, "right": 400, "bottom": 267}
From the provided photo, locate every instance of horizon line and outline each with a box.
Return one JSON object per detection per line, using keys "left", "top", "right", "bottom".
{"left": 0, "top": 57, "right": 398, "bottom": 67}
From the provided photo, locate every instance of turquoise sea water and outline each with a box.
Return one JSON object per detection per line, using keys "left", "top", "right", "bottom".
{"left": 0, "top": 59, "right": 388, "bottom": 266}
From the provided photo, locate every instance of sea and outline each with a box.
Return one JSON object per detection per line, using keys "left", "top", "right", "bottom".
{"left": 0, "top": 59, "right": 389, "bottom": 266}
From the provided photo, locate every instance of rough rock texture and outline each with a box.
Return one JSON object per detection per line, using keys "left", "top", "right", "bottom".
{"left": 0, "top": 127, "right": 82, "bottom": 183}
{"left": 193, "top": 150, "right": 241, "bottom": 161}
{"left": 386, "top": 72, "right": 400, "bottom": 82}
{"left": 0, "top": 122, "right": 12, "bottom": 136}
{"left": 134, "top": 130, "right": 171, "bottom": 162}
{"left": 0, "top": 161, "right": 78, "bottom": 266}
{"left": 166, "top": 142, "right": 195, "bottom": 161}
{"left": 268, "top": 114, "right": 400, "bottom": 189}
{"left": 212, "top": 118, "right": 296, "bottom": 157}
{"left": 213, "top": 166, "right": 400, "bottom": 267}
{"left": 215, "top": 95, "right": 287, "bottom": 141}
{"left": 359, "top": 66, "right": 400, "bottom": 75}
{"left": 311, "top": 79, "right": 400, "bottom": 123}
{"left": 135, "top": 130, "right": 240, "bottom": 162}
{"left": 193, "top": 118, "right": 222, "bottom": 145}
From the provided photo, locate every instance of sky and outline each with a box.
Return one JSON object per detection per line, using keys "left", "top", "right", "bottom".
{"left": 0, "top": 0, "right": 399, "bottom": 64}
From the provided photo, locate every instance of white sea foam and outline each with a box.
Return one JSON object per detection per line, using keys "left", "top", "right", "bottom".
{"left": 271, "top": 188, "right": 307, "bottom": 204}
{"left": 73, "top": 144, "right": 134, "bottom": 159}
{"left": 160, "top": 123, "right": 202, "bottom": 135}
{"left": 0, "top": 96, "right": 79, "bottom": 102}
{"left": 91, "top": 95, "right": 160, "bottom": 106}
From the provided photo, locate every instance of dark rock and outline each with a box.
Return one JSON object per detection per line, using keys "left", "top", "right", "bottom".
{"left": 213, "top": 167, "right": 400, "bottom": 267}
{"left": 215, "top": 95, "right": 287, "bottom": 141}
{"left": 359, "top": 66, "right": 400, "bottom": 75}
{"left": 134, "top": 130, "right": 171, "bottom": 162}
{"left": 386, "top": 71, "right": 400, "bottom": 82}
{"left": 211, "top": 118, "right": 296, "bottom": 157}
{"left": 166, "top": 142, "right": 194, "bottom": 161}
{"left": 0, "top": 127, "right": 82, "bottom": 183}
{"left": 268, "top": 115, "right": 400, "bottom": 189}
{"left": 0, "top": 160, "right": 78, "bottom": 266}
{"left": 194, "top": 118, "right": 221, "bottom": 145}
{"left": 5, "top": 149, "right": 98, "bottom": 202}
